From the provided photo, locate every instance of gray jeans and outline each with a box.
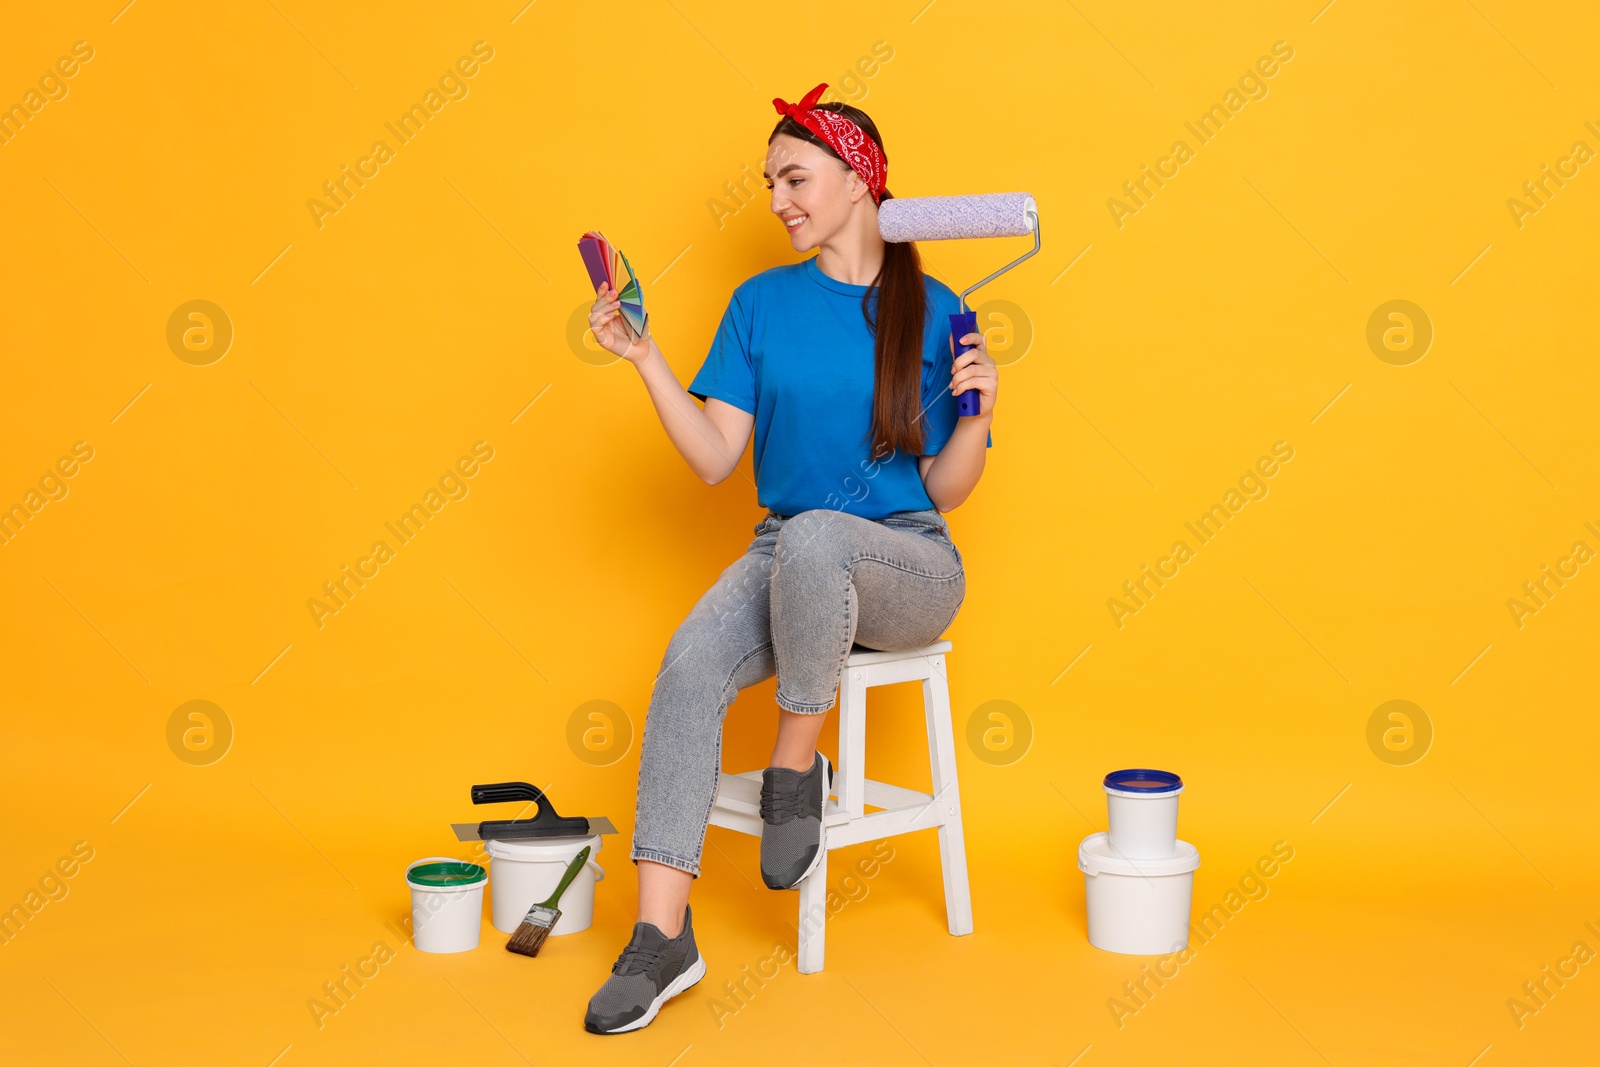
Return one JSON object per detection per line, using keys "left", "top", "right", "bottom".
{"left": 631, "top": 507, "right": 966, "bottom": 878}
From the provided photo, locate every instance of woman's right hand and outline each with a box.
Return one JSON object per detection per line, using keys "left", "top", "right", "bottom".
{"left": 589, "top": 281, "right": 653, "bottom": 364}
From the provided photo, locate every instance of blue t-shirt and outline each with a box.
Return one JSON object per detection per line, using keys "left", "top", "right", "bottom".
{"left": 688, "top": 255, "right": 992, "bottom": 520}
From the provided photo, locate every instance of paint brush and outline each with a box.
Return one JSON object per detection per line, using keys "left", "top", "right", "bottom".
{"left": 505, "top": 846, "right": 590, "bottom": 958}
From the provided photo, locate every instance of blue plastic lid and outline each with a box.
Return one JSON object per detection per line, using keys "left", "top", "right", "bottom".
{"left": 1103, "top": 768, "right": 1182, "bottom": 793}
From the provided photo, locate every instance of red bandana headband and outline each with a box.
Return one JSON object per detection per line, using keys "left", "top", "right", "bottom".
{"left": 771, "top": 82, "right": 887, "bottom": 205}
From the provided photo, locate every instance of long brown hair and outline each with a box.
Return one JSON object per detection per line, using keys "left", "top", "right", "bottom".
{"left": 769, "top": 103, "right": 928, "bottom": 460}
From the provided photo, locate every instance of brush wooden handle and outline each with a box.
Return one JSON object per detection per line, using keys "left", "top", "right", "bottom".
{"left": 539, "top": 846, "right": 591, "bottom": 908}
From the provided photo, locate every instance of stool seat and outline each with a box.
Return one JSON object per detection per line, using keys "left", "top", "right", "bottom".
{"left": 708, "top": 639, "right": 973, "bottom": 973}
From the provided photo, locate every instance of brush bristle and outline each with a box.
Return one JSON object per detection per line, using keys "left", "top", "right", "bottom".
{"left": 505, "top": 906, "right": 559, "bottom": 957}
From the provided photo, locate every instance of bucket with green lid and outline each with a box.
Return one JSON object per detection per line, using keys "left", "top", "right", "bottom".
{"left": 405, "top": 856, "right": 487, "bottom": 953}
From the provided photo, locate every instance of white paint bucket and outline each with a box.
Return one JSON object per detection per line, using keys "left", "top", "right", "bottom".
{"left": 1104, "top": 768, "right": 1184, "bottom": 858}
{"left": 485, "top": 834, "right": 605, "bottom": 936}
{"left": 1079, "top": 831, "right": 1200, "bottom": 955}
{"left": 405, "top": 858, "right": 487, "bottom": 953}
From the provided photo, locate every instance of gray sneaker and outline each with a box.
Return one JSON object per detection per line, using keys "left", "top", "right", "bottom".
{"left": 583, "top": 905, "right": 706, "bottom": 1034}
{"left": 759, "top": 751, "right": 833, "bottom": 890}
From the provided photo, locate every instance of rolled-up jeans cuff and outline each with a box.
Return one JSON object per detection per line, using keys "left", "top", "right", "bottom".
{"left": 632, "top": 847, "right": 701, "bottom": 878}
{"left": 774, "top": 689, "right": 835, "bottom": 715}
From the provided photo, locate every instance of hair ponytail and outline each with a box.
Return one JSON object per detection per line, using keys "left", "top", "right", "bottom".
{"left": 770, "top": 104, "right": 930, "bottom": 461}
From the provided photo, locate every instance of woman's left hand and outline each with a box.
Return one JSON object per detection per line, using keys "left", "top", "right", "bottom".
{"left": 951, "top": 332, "right": 997, "bottom": 418}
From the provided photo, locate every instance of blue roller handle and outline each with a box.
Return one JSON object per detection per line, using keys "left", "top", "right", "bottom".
{"left": 949, "top": 310, "right": 983, "bottom": 417}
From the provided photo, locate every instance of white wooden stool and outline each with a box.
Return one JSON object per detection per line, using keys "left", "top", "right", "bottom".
{"left": 707, "top": 639, "right": 974, "bottom": 973}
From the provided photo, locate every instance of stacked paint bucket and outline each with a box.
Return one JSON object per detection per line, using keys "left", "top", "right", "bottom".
{"left": 1078, "top": 769, "right": 1201, "bottom": 955}
{"left": 403, "top": 839, "right": 607, "bottom": 954}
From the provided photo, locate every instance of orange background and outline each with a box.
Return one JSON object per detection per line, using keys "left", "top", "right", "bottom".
{"left": 2, "top": 1, "right": 1597, "bottom": 1063}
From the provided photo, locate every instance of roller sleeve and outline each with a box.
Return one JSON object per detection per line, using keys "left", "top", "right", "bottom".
{"left": 879, "top": 192, "right": 1038, "bottom": 242}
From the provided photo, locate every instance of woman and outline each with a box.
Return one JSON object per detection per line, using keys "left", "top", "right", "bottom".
{"left": 581, "top": 82, "right": 996, "bottom": 1034}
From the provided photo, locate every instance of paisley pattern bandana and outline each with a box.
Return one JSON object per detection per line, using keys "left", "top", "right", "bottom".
{"left": 771, "top": 82, "right": 887, "bottom": 205}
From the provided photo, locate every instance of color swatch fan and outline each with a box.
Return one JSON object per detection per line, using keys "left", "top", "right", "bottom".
{"left": 577, "top": 230, "right": 648, "bottom": 341}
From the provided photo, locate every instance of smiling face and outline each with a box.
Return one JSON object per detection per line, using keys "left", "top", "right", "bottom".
{"left": 764, "top": 133, "right": 869, "bottom": 251}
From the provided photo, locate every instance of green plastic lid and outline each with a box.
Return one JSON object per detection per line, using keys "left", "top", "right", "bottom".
{"left": 407, "top": 861, "right": 487, "bottom": 887}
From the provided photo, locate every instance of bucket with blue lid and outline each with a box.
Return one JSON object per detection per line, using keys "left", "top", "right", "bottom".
{"left": 1102, "top": 768, "right": 1184, "bottom": 859}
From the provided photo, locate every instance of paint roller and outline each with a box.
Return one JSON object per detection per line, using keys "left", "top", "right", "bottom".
{"left": 879, "top": 192, "right": 1040, "bottom": 417}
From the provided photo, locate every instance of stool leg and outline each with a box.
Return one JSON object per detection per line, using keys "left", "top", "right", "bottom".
{"left": 925, "top": 654, "right": 973, "bottom": 937}
{"left": 796, "top": 846, "right": 828, "bottom": 973}
{"left": 837, "top": 665, "right": 868, "bottom": 820}
{"left": 793, "top": 663, "right": 858, "bottom": 974}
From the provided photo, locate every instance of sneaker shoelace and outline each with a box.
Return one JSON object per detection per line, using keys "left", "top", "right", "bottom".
{"left": 612, "top": 941, "right": 667, "bottom": 976}
{"left": 760, "top": 773, "right": 808, "bottom": 823}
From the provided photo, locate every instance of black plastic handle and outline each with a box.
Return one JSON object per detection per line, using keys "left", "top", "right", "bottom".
{"left": 470, "top": 781, "right": 591, "bottom": 840}
{"left": 472, "top": 781, "right": 548, "bottom": 806}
